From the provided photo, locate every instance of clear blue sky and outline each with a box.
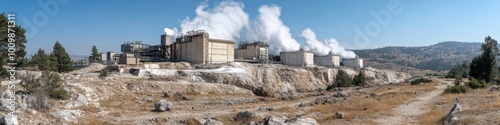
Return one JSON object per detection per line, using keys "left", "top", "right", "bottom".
{"left": 1, "top": 0, "right": 499, "bottom": 56}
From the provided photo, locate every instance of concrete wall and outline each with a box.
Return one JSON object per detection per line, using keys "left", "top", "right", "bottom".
{"left": 208, "top": 39, "right": 234, "bottom": 64}
{"left": 235, "top": 44, "right": 269, "bottom": 62}
{"left": 343, "top": 58, "right": 364, "bottom": 68}
{"left": 171, "top": 31, "right": 234, "bottom": 64}
{"left": 118, "top": 53, "right": 139, "bottom": 65}
{"left": 280, "top": 49, "right": 314, "bottom": 66}
{"left": 315, "top": 54, "right": 340, "bottom": 67}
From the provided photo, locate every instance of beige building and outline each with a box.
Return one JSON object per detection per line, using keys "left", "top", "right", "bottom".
{"left": 315, "top": 53, "right": 340, "bottom": 67}
{"left": 171, "top": 30, "right": 234, "bottom": 64}
{"left": 280, "top": 49, "right": 314, "bottom": 67}
{"left": 342, "top": 58, "right": 364, "bottom": 68}
{"left": 235, "top": 41, "right": 269, "bottom": 63}
{"left": 118, "top": 53, "right": 139, "bottom": 65}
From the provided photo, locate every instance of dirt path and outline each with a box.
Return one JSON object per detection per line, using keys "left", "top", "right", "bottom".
{"left": 376, "top": 79, "right": 453, "bottom": 125}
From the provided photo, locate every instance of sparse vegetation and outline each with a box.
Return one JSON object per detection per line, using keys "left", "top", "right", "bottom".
{"left": 418, "top": 107, "right": 445, "bottom": 125}
{"left": 327, "top": 70, "right": 352, "bottom": 90}
{"left": 100, "top": 67, "right": 109, "bottom": 78}
{"left": 469, "top": 36, "right": 499, "bottom": 83}
{"left": 91, "top": 45, "right": 100, "bottom": 63}
{"left": 22, "top": 71, "right": 70, "bottom": 100}
{"left": 466, "top": 77, "right": 488, "bottom": 89}
{"left": 352, "top": 71, "right": 366, "bottom": 86}
{"left": 444, "top": 85, "right": 469, "bottom": 94}
{"left": 50, "top": 41, "right": 74, "bottom": 73}
{"left": 447, "top": 62, "right": 469, "bottom": 79}
{"left": 410, "top": 78, "right": 432, "bottom": 85}
{"left": 31, "top": 49, "right": 57, "bottom": 71}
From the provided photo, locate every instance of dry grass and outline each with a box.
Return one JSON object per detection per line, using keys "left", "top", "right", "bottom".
{"left": 310, "top": 82, "right": 439, "bottom": 124}
{"left": 461, "top": 117, "right": 477, "bottom": 124}
{"left": 418, "top": 107, "right": 445, "bottom": 125}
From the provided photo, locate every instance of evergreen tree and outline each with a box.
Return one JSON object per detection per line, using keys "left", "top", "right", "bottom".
{"left": 470, "top": 36, "right": 499, "bottom": 82}
{"left": 50, "top": 41, "right": 74, "bottom": 73}
{"left": 0, "top": 13, "right": 28, "bottom": 65}
{"left": 0, "top": 56, "right": 6, "bottom": 78}
{"left": 99, "top": 67, "right": 108, "bottom": 78}
{"left": 31, "top": 49, "right": 56, "bottom": 71}
{"left": 353, "top": 71, "right": 366, "bottom": 86}
{"left": 327, "top": 70, "right": 353, "bottom": 90}
{"left": 91, "top": 45, "right": 99, "bottom": 63}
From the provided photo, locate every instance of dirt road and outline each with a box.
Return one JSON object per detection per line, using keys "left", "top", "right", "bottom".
{"left": 375, "top": 78, "right": 453, "bottom": 125}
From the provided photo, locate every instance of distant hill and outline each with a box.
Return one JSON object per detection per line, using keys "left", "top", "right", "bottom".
{"left": 353, "top": 41, "right": 484, "bottom": 70}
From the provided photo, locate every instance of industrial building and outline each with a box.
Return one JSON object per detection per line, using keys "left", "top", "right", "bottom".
{"left": 280, "top": 49, "right": 314, "bottom": 67}
{"left": 314, "top": 53, "right": 340, "bottom": 67}
{"left": 118, "top": 53, "right": 139, "bottom": 65}
{"left": 342, "top": 58, "right": 364, "bottom": 68}
{"left": 171, "top": 30, "right": 234, "bottom": 64}
{"left": 121, "top": 41, "right": 149, "bottom": 53}
{"left": 235, "top": 41, "right": 269, "bottom": 63}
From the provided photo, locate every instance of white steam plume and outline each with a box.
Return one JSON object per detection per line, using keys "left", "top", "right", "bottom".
{"left": 246, "top": 5, "right": 301, "bottom": 55}
{"left": 300, "top": 28, "right": 356, "bottom": 59}
{"left": 180, "top": 1, "right": 249, "bottom": 41}
{"left": 163, "top": 28, "right": 178, "bottom": 36}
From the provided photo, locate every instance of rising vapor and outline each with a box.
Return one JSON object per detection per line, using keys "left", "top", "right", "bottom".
{"left": 300, "top": 28, "right": 356, "bottom": 59}
{"left": 163, "top": 1, "right": 356, "bottom": 57}
{"left": 179, "top": 1, "right": 249, "bottom": 41}
{"left": 246, "top": 5, "right": 301, "bottom": 54}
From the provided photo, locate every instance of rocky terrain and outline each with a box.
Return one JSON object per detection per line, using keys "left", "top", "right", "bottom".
{"left": 354, "top": 41, "right": 483, "bottom": 70}
{"left": 6, "top": 62, "right": 491, "bottom": 125}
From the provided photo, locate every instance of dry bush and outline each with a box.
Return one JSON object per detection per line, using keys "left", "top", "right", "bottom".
{"left": 418, "top": 107, "right": 445, "bottom": 125}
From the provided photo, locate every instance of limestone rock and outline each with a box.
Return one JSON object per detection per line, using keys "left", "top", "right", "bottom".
{"left": 235, "top": 111, "right": 255, "bottom": 122}
{"left": 0, "top": 115, "right": 19, "bottom": 125}
{"left": 443, "top": 103, "right": 461, "bottom": 125}
{"left": 155, "top": 99, "right": 173, "bottom": 112}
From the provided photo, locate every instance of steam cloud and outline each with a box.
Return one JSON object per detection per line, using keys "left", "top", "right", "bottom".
{"left": 300, "top": 28, "right": 356, "bottom": 59}
{"left": 163, "top": 1, "right": 356, "bottom": 57}
{"left": 179, "top": 1, "right": 249, "bottom": 41}
{"left": 246, "top": 5, "right": 301, "bottom": 54}
{"left": 163, "top": 28, "right": 178, "bottom": 36}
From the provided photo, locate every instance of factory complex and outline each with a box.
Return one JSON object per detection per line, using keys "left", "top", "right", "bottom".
{"left": 87, "top": 30, "right": 363, "bottom": 68}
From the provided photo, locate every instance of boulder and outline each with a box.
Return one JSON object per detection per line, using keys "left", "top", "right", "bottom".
{"left": 235, "top": 111, "right": 255, "bottom": 122}
{"left": 285, "top": 116, "right": 320, "bottom": 125}
{"left": 443, "top": 103, "right": 461, "bottom": 125}
{"left": 155, "top": 100, "right": 173, "bottom": 112}
{"left": 0, "top": 115, "right": 18, "bottom": 125}
{"left": 336, "top": 112, "right": 344, "bottom": 119}
{"left": 266, "top": 116, "right": 286, "bottom": 125}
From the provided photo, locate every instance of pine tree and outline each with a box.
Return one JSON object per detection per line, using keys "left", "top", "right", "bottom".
{"left": 31, "top": 49, "right": 56, "bottom": 71}
{"left": 0, "top": 56, "right": 6, "bottom": 79}
{"left": 0, "top": 13, "right": 28, "bottom": 65}
{"left": 50, "top": 41, "right": 74, "bottom": 73}
{"left": 470, "top": 36, "right": 499, "bottom": 82}
{"left": 327, "top": 70, "right": 353, "bottom": 90}
{"left": 91, "top": 45, "right": 99, "bottom": 63}
{"left": 353, "top": 71, "right": 366, "bottom": 86}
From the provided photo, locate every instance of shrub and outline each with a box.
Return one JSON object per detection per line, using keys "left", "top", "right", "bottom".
{"left": 99, "top": 67, "right": 109, "bottom": 78}
{"left": 444, "top": 85, "right": 470, "bottom": 94}
{"left": 410, "top": 78, "right": 432, "bottom": 85}
{"left": 22, "top": 71, "right": 70, "bottom": 100}
{"left": 327, "top": 70, "right": 352, "bottom": 90}
{"left": 353, "top": 71, "right": 366, "bottom": 86}
{"left": 467, "top": 78, "right": 488, "bottom": 89}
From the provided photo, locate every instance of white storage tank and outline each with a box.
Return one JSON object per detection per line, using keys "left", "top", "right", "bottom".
{"left": 280, "top": 49, "right": 314, "bottom": 67}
